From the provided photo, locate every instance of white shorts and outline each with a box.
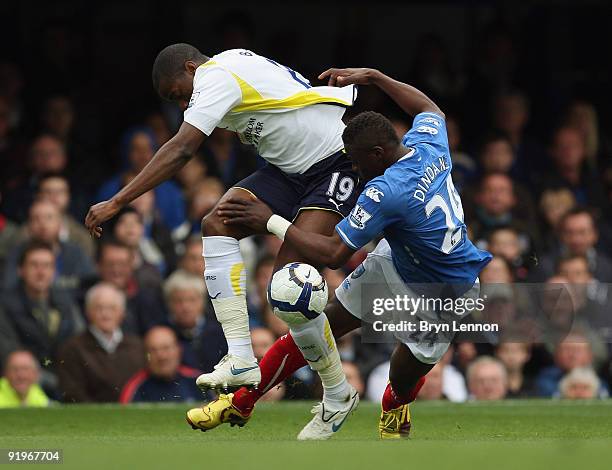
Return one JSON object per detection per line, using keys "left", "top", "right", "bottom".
{"left": 335, "top": 239, "right": 480, "bottom": 364}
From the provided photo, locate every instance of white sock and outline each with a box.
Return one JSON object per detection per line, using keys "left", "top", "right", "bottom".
{"left": 290, "top": 314, "right": 351, "bottom": 407}
{"left": 203, "top": 236, "right": 255, "bottom": 362}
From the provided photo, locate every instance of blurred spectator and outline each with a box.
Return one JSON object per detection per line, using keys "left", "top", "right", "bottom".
{"left": 0, "top": 240, "right": 83, "bottom": 392}
{"left": 119, "top": 326, "right": 205, "bottom": 403}
{"left": 0, "top": 350, "right": 50, "bottom": 408}
{"left": 487, "top": 227, "right": 529, "bottom": 280}
{"left": 176, "top": 155, "right": 208, "bottom": 192}
{"left": 536, "top": 332, "right": 607, "bottom": 397}
{"left": 564, "top": 100, "right": 605, "bottom": 167}
{"left": 539, "top": 188, "right": 576, "bottom": 251}
{"left": 57, "top": 283, "right": 145, "bottom": 403}
{"left": 128, "top": 191, "right": 178, "bottom": 274}
{"left": 96, "top": 127, "right": 186, "bottom": 231}
{"left": 38, "top": 95, "right": 102, "bottom": 200}
{"left": 533, "top": 208, "right": 612, "bottom": 282}
{"left": 492, "top": 90, "right": 543, "bottom": 180}
{"left": 178, "top": 235, "right": 205, "bottom": 278}
{"left": 82, "top": 239, "right": 166, "bottom": 335}
{"left": 495, "top": 342, "right": 534, "bottom": 397}
{"left": 186, "top": 177, "right": 225, "bottom": 235}
{"left": 40, "top": 95, "right": 74, "bottom": 143}
{"left": 479, "top": 256, "right": 514, "bottom": 284}
{"left": 252, "top": 326, "right": 275, "bottom": 362}
{"left": 544, "top": 126, "right": 607, "bottom": 208}
{"left": 110, "top": 207, "right": 165, "bottom": 285}
{"left": 3, "top": 199, "right": 95, "bottom": 291}
{"left": 164, "top": 270, "right": 226, "bottom": 372}
{"left": 470, "top": 173, "right": 537, "bottom": 250}
{"left": 467, "top": 356, "right": 508, "bottom": 400}
{"left": 36, "top": 173, "right": 94, "bottom": 258}
{"left": 558, "top": 367, "right": 606, "bottom": 399}
{"left": 2, "top": 134, "right": 69, "bottom": 223}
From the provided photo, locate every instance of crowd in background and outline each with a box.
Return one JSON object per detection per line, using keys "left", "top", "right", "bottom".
{"left": 1, "top": 11, "right": 612, "bottom": 408}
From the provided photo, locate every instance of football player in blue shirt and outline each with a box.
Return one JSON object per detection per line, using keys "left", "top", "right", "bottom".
{"left": 199, "top": 68, "right": 492, "bottom": 439}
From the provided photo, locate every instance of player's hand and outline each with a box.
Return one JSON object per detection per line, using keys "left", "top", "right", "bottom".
{"left": 85, "top": 199, "right": 122, "bottom": 238}
{"left": 318, "top": 68, "right": 380, "bottom": 87}
{"left": 217, "top": 197, "right": 273, "bottom": 233}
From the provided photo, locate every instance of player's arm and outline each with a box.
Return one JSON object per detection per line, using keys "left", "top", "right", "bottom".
{"left": 319, "top": 67, "right": 443, "bottom": 118}
{"left": 216, "top": 198, "right": 355, "bottom": 269}
{"left": 85, "top": 123, "right": 205, "bottom": 237}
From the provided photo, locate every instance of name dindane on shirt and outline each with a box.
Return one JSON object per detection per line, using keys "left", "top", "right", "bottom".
{"left": 413, "top": 156, "right": 450, "bottom": 203}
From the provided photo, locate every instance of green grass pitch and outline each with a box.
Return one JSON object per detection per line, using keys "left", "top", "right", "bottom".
{"left": 1, "top": 400, "right": 612, "bottom": 470}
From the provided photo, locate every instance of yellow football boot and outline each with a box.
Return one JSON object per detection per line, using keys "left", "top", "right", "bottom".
{"left": 378, "top": 403, "right": 411, "bottom": 439}
{"left": 186, "top": 393, "right": 251, "bottom": 432}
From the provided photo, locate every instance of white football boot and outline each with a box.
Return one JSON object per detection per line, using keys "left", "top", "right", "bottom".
{"left": 297, "top": 386, "right": 360, "bottom": 440}
{"left": 196, "top": 354, "right": 261, "bottom": 391}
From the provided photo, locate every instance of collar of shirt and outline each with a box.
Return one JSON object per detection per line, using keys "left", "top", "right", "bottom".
{"left": 89, "top": 326, "right": 124, "bottom": 354}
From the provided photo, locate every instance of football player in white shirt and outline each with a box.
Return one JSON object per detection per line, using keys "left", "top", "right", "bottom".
{"left": 85, "top": 44, "right": 359, "bottom": 416}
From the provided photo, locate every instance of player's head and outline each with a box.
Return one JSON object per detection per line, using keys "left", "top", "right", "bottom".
{"left": 152, "top": 43, "right": 209, "bottom": 108}
{"left": 342, "top": 111, "right": 400, "bottom": 181}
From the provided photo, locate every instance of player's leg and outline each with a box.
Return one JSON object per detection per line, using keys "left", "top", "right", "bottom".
{"left": 196, "top": 165, "right": 300, "bottom": 391}
{"left": 188, "top": 296, "right": 362, "bottom": 434}
{"left": 378, "top": 343, "right": 431, "bottom": 439}
{"left": 193, "top": 187, "right": 261, "bottom": 390}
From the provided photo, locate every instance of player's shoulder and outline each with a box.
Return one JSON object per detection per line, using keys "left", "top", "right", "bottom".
{"left": 401, "top": 111, "right": 446, "bottom": 146}
{"left": 363, "top": 172, "right": 403, "bottom": 208}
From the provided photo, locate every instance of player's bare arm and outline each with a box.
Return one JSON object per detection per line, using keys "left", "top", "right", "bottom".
{"left": 319, "top": 67, "right": 443, "bottom": 118}
{"left": 217, "top": 197, "right": 355, "bottom": 269}
{"left": 85, "top": 122, "right": 205, "bottom": 237}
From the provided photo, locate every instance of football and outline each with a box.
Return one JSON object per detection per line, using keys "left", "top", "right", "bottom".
{"left": 268, "top": 262, "right": 329, "bottom": 325}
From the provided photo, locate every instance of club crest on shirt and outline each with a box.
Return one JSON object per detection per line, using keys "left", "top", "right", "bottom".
{"left": 187, "top": 92, "right": 200, "bottom": 109}
{"left": 349, "top": 204, "right": 372, "bottom": 230}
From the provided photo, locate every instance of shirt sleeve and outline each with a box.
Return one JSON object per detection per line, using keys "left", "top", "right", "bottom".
{"left": 335, "top": 180, "right": 393, "bottom": 250}
{"left": 183, "top": 66, "right": 242, "bottom": 136}
{"left": 401, "top": 112, "right": 448, "bottom": 151}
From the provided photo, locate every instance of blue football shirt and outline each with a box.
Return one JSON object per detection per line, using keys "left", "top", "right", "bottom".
{"left": 336, "top": 112, "right": 492, "bottom": 285}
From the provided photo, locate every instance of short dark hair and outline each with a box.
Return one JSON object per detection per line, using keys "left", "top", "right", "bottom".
{"left": 560, "top": 206, "right": 597, "bottom": 229}
{"left": 18, "top": 239, "right": 54, "bottom": 267}
{"left": 342, "top": 111, "right": 399, "bottom": 150}
{"left": 555, "top": 253, "right": 590, "bottom": 274}
{"left": 36, "top": 172, "right": 69, "bottom": 192}
{"left": 96, "top": 238, "right": 131, "bottom": 263}
{"left": 151, "top": 43, "right": 206, "bottom": 90}
{"left": 479, "top": 129, "right": 512, "bottom": 155}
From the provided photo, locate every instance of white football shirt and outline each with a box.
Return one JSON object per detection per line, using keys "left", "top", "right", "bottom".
{"left": 183, "top": 49, "right": 357, "bottom": 174}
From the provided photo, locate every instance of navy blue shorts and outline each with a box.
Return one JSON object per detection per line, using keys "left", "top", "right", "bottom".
{"left": 234, "top": 150, "right": 361, "bottom": 221}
